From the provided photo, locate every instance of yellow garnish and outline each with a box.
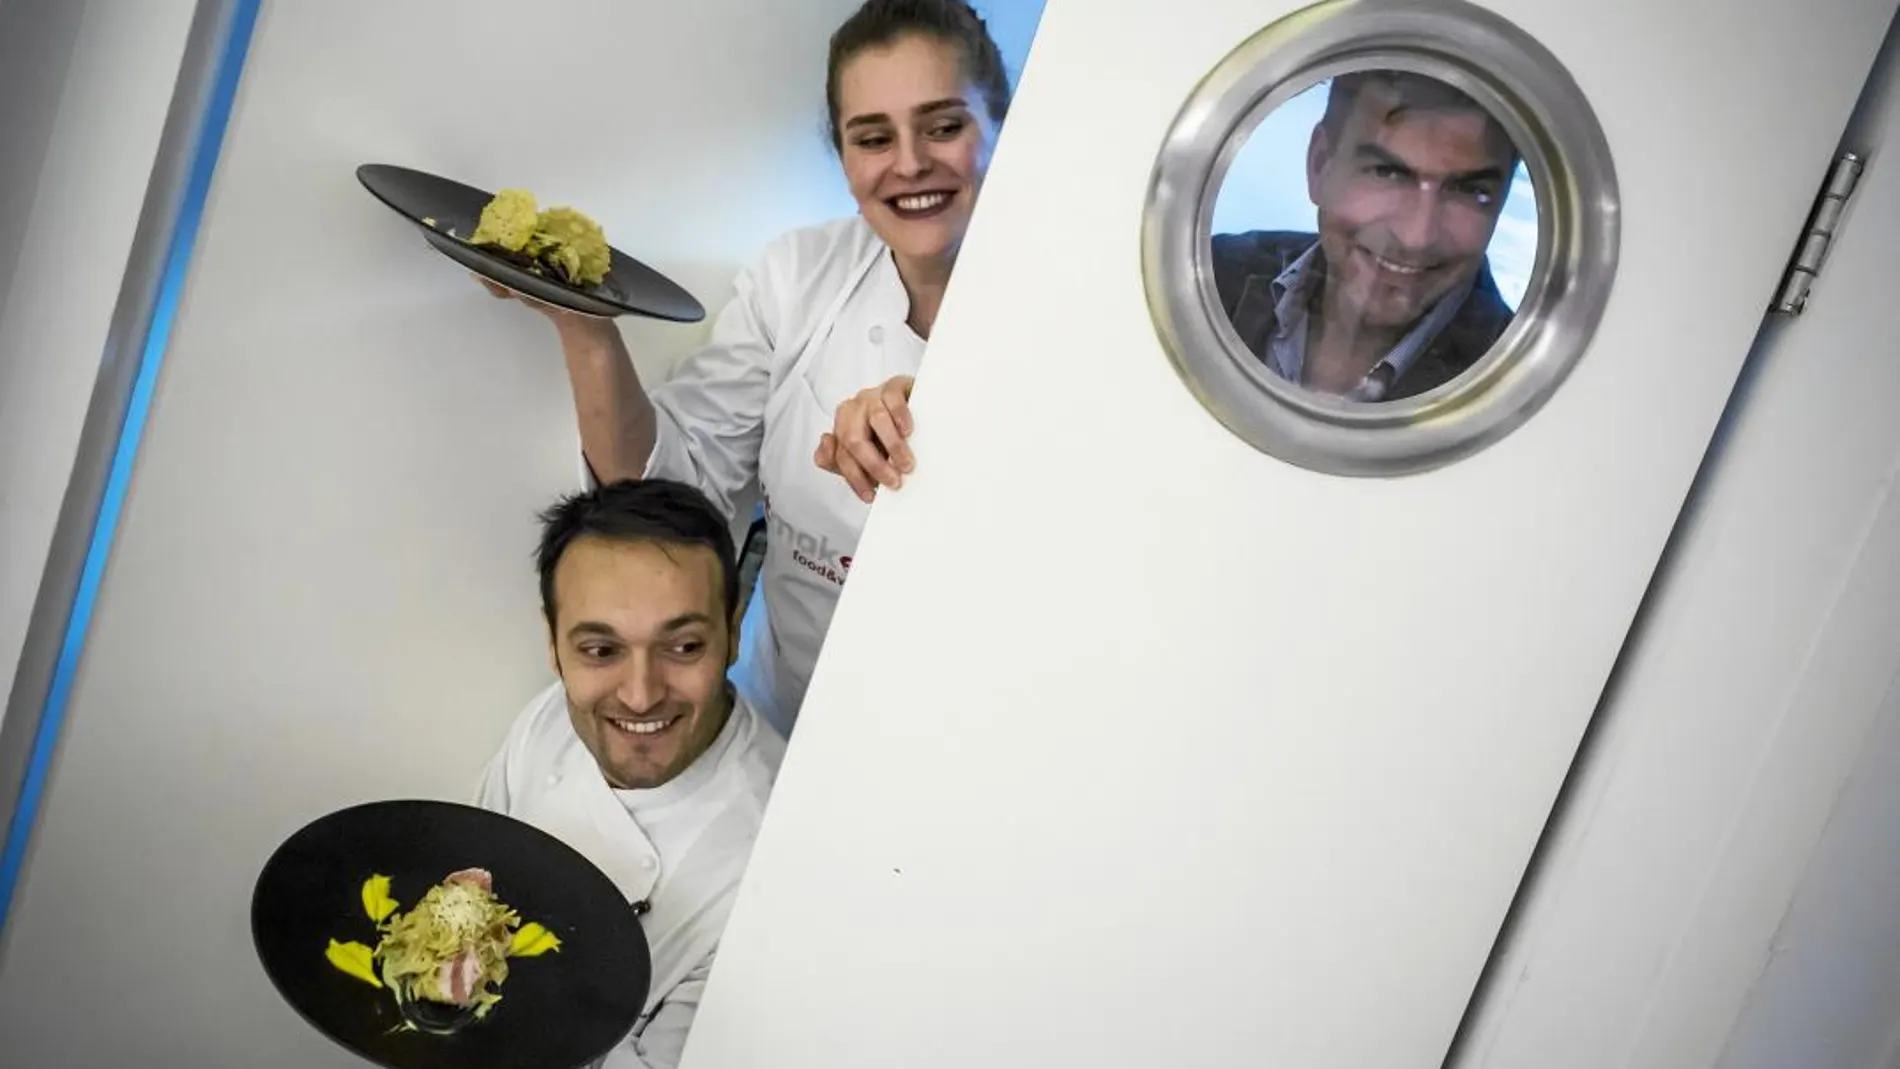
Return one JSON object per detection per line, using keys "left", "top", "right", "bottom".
{"left": 523, "top": 206, "right": 611, "bottom": 287}
{"left": 509, "top": 922, "right": 562, "bottom": 957}
{"left": 361, "top": 874, "right": 399, "bottom": 924}
{"left": 469, "top": 188, "right": 539, "bottom": 253}
{"left": 326, "top": 939, "right": 383, "bottom": 988}
{"left": 465, "top": 185, "right": 613, "bottom": 288}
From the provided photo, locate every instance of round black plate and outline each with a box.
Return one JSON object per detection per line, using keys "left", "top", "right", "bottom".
{"left": 252, "top": 799, "right": 652, "bottom": 1069}
{"left": 356, "top": 163, "right": 706, "bottom": 323}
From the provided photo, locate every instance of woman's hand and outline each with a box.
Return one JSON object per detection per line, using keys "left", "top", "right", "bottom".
{"left": 473, "top": 273, "right": 609, "bottom": 337}
{"left": 815, "top": 374, "right": 916, "bottom": 503}
{"left": 475, "top": 273, "right": 557, "bottom": 315}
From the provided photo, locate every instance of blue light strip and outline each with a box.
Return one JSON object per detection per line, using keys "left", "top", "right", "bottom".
{"left": 0, "top": 0, "right": 263, "bottom": 933}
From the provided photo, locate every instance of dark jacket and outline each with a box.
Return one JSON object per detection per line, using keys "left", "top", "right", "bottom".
{"left": 1209, "top": 230, "right": 1515, "bottom": 401}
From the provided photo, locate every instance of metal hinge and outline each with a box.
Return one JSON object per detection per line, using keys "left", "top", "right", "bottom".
{"left": 1771, "top": 151, "right": 1865, "bottom": 315}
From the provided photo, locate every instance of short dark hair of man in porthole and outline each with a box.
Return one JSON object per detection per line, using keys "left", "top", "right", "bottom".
{"left": 1211, "top": 70, "right": 1521, "bottom": 403}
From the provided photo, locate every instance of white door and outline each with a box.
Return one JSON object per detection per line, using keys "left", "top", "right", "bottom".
{"left": 1455, "top": 25, "right": 1900, "bottom": 1067}
{"left": 678, "top": 1, "right": 1900, "bottom": 1068}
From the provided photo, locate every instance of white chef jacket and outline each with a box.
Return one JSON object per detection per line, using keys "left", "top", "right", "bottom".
{"left": 587, "top": 215, "right": 924, "bottom": 736}
{"left": 475, "top": 682, "right": 784, "bottom": 1069}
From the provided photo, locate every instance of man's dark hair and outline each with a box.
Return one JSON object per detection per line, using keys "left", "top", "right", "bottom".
{"left": 1320, "top": 70, "right": 1517, "bottom": 164}
{"left": 824, "top": 0, "right": 1013, "bottom": 150}
{"left": 535, "top": 479, "right": 739, "bottom": 629}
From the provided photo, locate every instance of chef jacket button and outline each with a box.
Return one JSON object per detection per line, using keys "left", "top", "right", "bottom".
{"left": 641, "top": 856, "right": 657, "bottom": 870}
{"left": 868, "top": 325, "right": 884, "bottom": 345}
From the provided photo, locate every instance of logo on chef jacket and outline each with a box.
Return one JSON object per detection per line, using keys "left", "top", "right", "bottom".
{"left": 764, "top": 496, "right": 852, "bottom": 586}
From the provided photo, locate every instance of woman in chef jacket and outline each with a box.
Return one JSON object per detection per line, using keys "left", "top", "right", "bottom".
{"left": 483, "top": 0, "right": 1011, "bottom": 737}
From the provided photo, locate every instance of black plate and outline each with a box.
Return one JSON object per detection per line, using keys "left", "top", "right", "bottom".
{"left": 356, "top": 163, "right": 705, "bottom": 322}
{"left": 252, "top": 799, "right": 652, "bottom": 1069}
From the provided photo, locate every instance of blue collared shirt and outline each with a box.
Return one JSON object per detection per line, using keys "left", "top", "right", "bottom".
{"left": 1262, "top": 244, "right": 1476, "bottom": 401}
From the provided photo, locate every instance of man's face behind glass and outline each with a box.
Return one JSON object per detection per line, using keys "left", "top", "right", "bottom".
{"left": 1306, "top": 75, "right": 1517, "bottom": 333}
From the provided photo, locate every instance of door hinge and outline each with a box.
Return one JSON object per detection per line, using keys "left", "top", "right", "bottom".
{"left": 1771, "top": 151, "right": 1865, "bottom": 316}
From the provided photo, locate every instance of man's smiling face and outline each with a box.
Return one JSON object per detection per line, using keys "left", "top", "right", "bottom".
{"left": 547, "top": 536, "right": 735, "bottom": 790}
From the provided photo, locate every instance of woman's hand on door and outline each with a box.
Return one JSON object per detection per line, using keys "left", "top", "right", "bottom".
{"left": 816, "top": 374, "right": 916, "bottom": 503}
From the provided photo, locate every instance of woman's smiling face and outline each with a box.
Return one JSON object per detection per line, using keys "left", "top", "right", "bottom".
{"left": 834, "top": 33, "right": 998, "bottom": 264}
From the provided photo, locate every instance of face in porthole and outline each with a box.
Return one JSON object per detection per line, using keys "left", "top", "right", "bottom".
{"left": 1208, "top": 69, "right": 1538, "bottom": 403}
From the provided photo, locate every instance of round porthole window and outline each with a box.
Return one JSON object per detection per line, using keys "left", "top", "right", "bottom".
{"left": 1143, "top": 0, "right": 1619, "bottom": 476}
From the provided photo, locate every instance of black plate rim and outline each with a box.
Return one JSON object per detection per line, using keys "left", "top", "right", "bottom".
{"left": 354, "top": 162, "right": 707, "bottom": 324}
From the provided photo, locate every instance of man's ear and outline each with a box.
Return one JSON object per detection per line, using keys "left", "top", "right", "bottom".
{"left": 1306, "top": 123, "right": 1333, "bottom": 205}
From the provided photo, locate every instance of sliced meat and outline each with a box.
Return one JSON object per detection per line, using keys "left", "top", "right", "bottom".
{"left": 437, "top": 946, "right": 483, "bottom": 1006}
{"left": 443, "top": 867, "right": 492, "bottom": 892}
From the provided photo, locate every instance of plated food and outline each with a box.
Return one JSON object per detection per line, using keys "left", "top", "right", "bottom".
{"left": 353, "top": 163, "right": 707, "bottom": 322}
{"left": 465, "top": 188, "right": 613, "bottom": 289}
{"left": 252, "top": 798, "right": 651, "bottom": 1069}
{"left": 324, "top": 867, "right": 562, "bottom": 1031}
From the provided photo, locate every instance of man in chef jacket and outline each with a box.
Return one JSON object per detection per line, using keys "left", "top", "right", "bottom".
{"left": 475, "top": 477, "right": 785, "bottom": 1069}
{"left": 1211, "top": 68, "right": 1521, "bottom": 403}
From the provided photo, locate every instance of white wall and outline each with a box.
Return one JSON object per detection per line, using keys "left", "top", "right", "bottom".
{"left": 1713, "top": 676, "right": 1900, "bottom": 1069}
{"left": 0, "top": 0, "right": 199, "bottom": 726}
{"left": 0, "top": 0, "right": 85, "bottom": 317}
{"left": 0, "top": 0, "right": 898, "bottom": 1064}
{"left": 0, "top": 0, "right": 1046, "bottom": 733}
